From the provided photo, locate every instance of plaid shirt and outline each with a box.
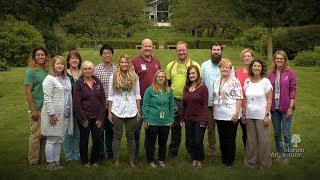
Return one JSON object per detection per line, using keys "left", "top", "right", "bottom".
{"left": 94, "top": 63, "right": 116, "bottom": 102}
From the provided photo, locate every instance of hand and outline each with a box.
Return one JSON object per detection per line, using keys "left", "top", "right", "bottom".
{"left": 82, "top": 120, "right": 89, "bottom": 128}
{"left": 96, "top": 120, "right": 103, "bottom": 128}
{"left": 169, "top": 123, "right": 172, "bottom": 129}
{"left": 180, "top": 122, "right": 185, "bottom": 127}
{"left": 200, "top": 124, "right": 206, "bottom": 128}
{"left": 108, "top": 113, "right": 113, "bottom": 124}
{"left": 263, "top": 116, "right": 270, "bottom": 126}
{"left": 49, "top": 115, "right": 58, "bottom": 126}
{"left": 241, "top": 115, "right": 247, "bottom": 124}
{"left": 31, "top": 110, "right": 40, "bottom": 121}
{"left": 144, "top": 124, "right": 149, "bottom": 129}
{"left": 231, "top": 113, "right": 238, "bottom": 124}
{"left": 286, "top": 108, "right": 293, "bottom": 118}
{"left": 136, "top": 111, "right": 141, "bottom": 122}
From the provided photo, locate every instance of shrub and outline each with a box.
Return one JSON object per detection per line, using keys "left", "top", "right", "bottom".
{"left": 294, "top": 51, "right": 320, "bottom": 67}
{"left": 0, "top": 16, "right": 45, "bottom": 67}
{"left": 273, "top": 25, "right": 320, "bottom": 59}
{"left": 233, "top": 27, "right": 267, "bottom": 49}
{"left": 0, "top": 58, "right": 10, "bottom": 71}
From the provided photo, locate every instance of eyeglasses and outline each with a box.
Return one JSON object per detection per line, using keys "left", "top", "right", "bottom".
{"left": 275, "top": 58, "right": 284, "bottom": 60}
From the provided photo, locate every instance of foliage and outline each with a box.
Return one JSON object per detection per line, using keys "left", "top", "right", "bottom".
{"left": 0, "top": 16, "right": 45, "bottom": 67}
{"left": 171, "top": 0, "right": 246, "bottom": 38}
{"left": 294, "top": 50, "right": 320, "bottom": 67}
{"left": 60, "top": 0, "right": 147, "bottom": 39}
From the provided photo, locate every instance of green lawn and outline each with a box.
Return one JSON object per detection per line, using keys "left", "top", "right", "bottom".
{"left": 0, "top": 48, "right": 319, "bottom": 179}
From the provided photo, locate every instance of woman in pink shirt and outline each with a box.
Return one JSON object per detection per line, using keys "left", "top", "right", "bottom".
{"left": 235, "top": 48, "right": 254, "bottom": 148}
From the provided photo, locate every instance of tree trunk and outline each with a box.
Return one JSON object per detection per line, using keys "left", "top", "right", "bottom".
{"left": 267, "top": 27, "right": 273, "bottom": 61}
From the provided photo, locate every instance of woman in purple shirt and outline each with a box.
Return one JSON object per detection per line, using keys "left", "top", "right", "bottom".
{"left": 73, "top": 61, "right": 106, "bottom": 167}
{"left": 268, "top": 50, "right": 297, "bottom": 165}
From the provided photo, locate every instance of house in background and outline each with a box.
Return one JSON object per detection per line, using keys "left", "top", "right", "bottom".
{"left": 144, "top": 0, "right": 171, "bottom": 26}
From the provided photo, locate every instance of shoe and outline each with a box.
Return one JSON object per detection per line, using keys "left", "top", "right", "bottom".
{"left": 92, "top": 163, "right": 98, "bottom": 167}
{"left": 46, "top": 162, "right": 56, "bottom": 170}
{"left": 84, "top": 163, "right": 90, "bottom": 168}
{"left": 208, "top": 148, "right": 215, "bottom": 156}
{"left": 129, "top": 161, "right": 136, "bottom": 168}
{"left": 197, "top": 161, "right": 203, "bottom": 168}
{"left": 54, "top": 162, "right": 64, "bottom": 170}
{"left": 192, "top": 160, "right": 197, "bottom": 167}
{"left": 149, "top": 162, "right": 157, "bottom": 168}
{"left": 159, "top": 161, "right": 166, "bottom": 168}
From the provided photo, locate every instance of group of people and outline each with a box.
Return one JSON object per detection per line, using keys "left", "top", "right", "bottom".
{"left": 24, "top": 39, "right": 297, "bottom": 170}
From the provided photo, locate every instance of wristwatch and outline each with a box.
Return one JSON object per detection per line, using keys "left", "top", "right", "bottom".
{"left": 265, "top": 113, "right": 270, "bottom": 117}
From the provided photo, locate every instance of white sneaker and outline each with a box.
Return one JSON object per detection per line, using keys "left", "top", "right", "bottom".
{"left": 159, "top": 161, "right": 166, "bottom": 168}
{"left": 149, "top": 162, "right": 157, "bottom": 168}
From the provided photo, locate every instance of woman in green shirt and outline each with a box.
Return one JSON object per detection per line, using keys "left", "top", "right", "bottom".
{"left": 142, "top": 70, "right": 175, "bottom": 168}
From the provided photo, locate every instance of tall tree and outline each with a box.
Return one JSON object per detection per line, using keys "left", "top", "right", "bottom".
{"left": 233, "top": 0, "right": 319, "bottom": 60}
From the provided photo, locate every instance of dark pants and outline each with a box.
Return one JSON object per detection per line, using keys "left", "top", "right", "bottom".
{"left": 99, "top": 110, "right": 114, "bottom": 159}
{"left": 145, "top": 125, "right": 170, "bottom": 163}
{"left": 236, "top": 119, "right": 247, "bottom": 148}
{"left": 134, "top": 118, "right": 143, "bottom": 160}
{"left": 216, "top": 120, "right": 238, "bottom": 166}
{"left": 168, "top": 99, "right": 190, "bottom": 157}
{"left": 79, "top": 117, "right": 103, "bottom": 164}
{"left": 185, "top": 121, "right": 205, "bottom": 161}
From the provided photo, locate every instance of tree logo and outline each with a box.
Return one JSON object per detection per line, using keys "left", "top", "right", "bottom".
{"left": 291, "top": 134, "right": 301, "bottom": 148}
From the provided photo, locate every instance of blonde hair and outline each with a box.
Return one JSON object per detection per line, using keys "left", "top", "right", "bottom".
{"left": 80, "top": 61, "right": 95, "bottom": 76}
{"left": 272, "top": 50, "right": 290, "bottom": 72}
{"left": 113, "top": 54, "right": 137, "bottom": 92}
{"left": 218, "top": 58, "right": 232, "bottom": 69}
{"left": 240, "top": 48, "right": 254, "bottom": 60}
{"left": 176, "top": 41, "right": 188, "bottom": 49}
{"left": 151, "top": 70, "right": 170, "bottom": 93}
{"left": 50, "top": 56, "right": 67, "bottom": 77}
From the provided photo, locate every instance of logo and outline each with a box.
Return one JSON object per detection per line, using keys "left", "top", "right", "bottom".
{"left": 271, "top": 134, "right": 304, "bottom": 159}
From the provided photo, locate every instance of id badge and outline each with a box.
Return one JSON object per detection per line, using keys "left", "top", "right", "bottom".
{"left": 275, "top": 94, "right": 280, "bottom": 99}
{"left": 141, "top": 64, "right": 147, "bottom": 71}
{"left": 160, "top": 111, "right": 165, "bottom": 118}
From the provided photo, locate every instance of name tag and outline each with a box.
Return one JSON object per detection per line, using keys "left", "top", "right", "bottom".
{"left": 275, "top": 94, "right": 280, "bottom": 99}
{"left": 141, "top": 64, "right": 147, "bottom": 71}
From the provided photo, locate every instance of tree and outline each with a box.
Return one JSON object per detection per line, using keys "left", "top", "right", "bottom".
{"left": 171, "top": 0, "right": 245, "bottom": 38}
{"left": 232, "top": 0, "right": 320, "bottom": 60}
{"left": 60, "top": 0, "right": 147, "bottom": 39}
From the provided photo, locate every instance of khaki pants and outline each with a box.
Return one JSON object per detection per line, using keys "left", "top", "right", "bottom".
{"left": 244, "top": 119, "right": 272, "bottom": 168}
{"left": 207, "top": 107, "right": 216, "bottom": 150}
{"left": 28, "top": 117, "right": 46, "bottom": 164}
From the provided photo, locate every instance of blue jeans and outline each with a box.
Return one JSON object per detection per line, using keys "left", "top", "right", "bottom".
{"left": 63, "top": 119, "right": 80, "bottom": 161}
{"left": 271, "top": 110, "right": 292, "bottom": 157}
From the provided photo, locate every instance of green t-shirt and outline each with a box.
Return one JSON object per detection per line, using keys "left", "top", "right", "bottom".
{"left": 24, "top": 68, "right": 48, "bottom": 111}
{"left": 166, "top": 59, "right": 200, "bottom": 100}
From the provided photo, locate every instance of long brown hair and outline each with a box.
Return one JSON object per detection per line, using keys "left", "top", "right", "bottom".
{"left": 27, "top": 46, "right": 50, "bottom": 71}
{"left": 151, "top": 70, "right": 170, "bottom": 93}
{"left": 184, "top": 65, "right": 202, "bottom": 90}
{"left": 113, "top": 54, "right": 137, "bottom": 92}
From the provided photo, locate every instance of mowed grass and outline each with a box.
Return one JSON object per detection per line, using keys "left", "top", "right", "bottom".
{"left": 0, "top": 48, "right": 320, "bottom": 179}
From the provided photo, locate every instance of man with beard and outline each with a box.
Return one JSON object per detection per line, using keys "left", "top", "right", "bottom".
{"left": 166, "top": 41, "right": 201, "bottom": 158}
{"left": 132, "top": 39, "right": 161, "bottom": 161}
{"left": 201, "top": 43, "right": 235, "bottom": 156}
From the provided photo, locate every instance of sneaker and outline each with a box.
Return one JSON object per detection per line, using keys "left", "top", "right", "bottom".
{"left": 129, "top": 161, "right": 136, "bottom": 168}
{"left": 84, "top": 163, "right": 90, "bottom": 168}
{"left": 159, "top": 161, "right": 166, "bottom": 168}
{"left": 54, "top": 162, "right": 64, "bottom": 170}
{"left": 208, "top": 148, "right": 215, "bottom": 156}
{"left": 92, "top": 163, "right": 98, "bottom": 167}
{"left": 149, "top": 162, "right": 157, "bottom": 168}
{"left": 192, "top": 160, "right": 197, "bottom": 167}
{"left": 46, "top": 162, "right": 56, "bottom": 170}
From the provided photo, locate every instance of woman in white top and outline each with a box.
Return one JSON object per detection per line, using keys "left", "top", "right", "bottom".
{"left": 41, "top": 56, "right": 73, "bottom": 170}
{"left": 212, "top": 59, "right": 243, "bottom": 167}
{"left": 243, "top": 59, "right": 273, "bottom": 168}
{"left": 108, "top": 54, "right": 141, "bottom": 168}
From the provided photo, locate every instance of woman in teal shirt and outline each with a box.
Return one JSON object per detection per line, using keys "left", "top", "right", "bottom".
{"left": 142, "top": 70, "right": 175, "bottom": 168}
